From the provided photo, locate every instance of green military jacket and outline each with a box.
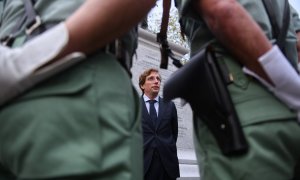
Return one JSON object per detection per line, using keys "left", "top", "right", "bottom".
{"left": 175, "top": 0, "right": 300, "bottom": 126}
{"left": 0, "top": 1, "right": 142, "bottom": 179}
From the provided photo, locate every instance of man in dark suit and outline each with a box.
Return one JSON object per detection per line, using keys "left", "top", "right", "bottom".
{"left": 138, "top": 68, "right": 180, "bottom": 180}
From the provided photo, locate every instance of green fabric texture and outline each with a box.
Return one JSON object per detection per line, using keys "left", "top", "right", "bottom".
{"left": 0, "top": 53, "right": 143, "bottom": 180}
{"left": 0, "top": 0, "right": 84, "bottom": 38}
{"left": 0, "top": 0, "right": 142, "bottom": 179}
{"left": 194, "top": 118, "right": 300, "bottom": 180}
{"left": 176, "top": 0, "right": 300, "bottom": 179}
{"left": 219, "top": 52, "right": 296, "bottom": 126}
{"left": 291, "top": 6, "right": 300, "bottom": 32}
{"left": 176, "top": 0, "right": 299, "bottom": 66}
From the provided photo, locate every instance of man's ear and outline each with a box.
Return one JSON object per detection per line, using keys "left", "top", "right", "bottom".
{"left": 140, "top": 84, "right": 145, "bottom": 91}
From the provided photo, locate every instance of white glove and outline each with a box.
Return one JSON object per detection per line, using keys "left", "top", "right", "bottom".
{"left": 0, "top": 23, "right": 85, "bottom": 106}
{"left": 243, "top": 45, "right": 300, "bottom": 122}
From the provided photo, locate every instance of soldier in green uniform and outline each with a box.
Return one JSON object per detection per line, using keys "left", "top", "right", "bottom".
{"left": 0, "top": 0, "right": 156, "bottom": 179}
{"left": 174, "top": 0, "right": 300, "bottom": 179}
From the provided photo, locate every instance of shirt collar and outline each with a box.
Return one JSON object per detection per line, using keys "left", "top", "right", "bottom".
{"left": 143, "top": 94, "right": 159, "bottom": 103}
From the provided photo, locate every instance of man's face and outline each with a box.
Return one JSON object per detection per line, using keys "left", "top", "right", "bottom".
{"left": 142, "top": 71, "right": 161, "bottom": 97}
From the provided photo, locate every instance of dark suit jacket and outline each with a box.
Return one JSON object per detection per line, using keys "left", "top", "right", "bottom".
{"left": 141, "top": 96, "right": 180, "bottom": 178}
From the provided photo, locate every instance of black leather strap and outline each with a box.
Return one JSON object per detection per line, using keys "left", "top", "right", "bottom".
{"left": 262, "top": 0, "right": 290, "bottom": 52}
{"left": 277, "top": 1, "right": 290, "bottom": 52}
{"left": 23, "top": 0, "right": 38, "bottom": 31}
{"left": 157, "top": 0, "right": 183, "bottom": 69}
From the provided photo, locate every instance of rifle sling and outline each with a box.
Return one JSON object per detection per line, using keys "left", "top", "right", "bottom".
{"left": 262, "top": 0, "right": 290, "bottom": 52}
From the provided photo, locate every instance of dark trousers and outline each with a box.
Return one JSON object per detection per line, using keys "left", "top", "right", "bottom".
{"left": 144, "top": 150, "right": 176, "bottom": 180}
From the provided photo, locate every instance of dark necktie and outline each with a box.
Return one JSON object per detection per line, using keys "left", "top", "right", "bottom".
{"left": 148, "top": 100, "right": 158, "bottom": 122}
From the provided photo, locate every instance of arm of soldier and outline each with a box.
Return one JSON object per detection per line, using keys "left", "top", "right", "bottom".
{"left": 31, "top": 0, "right": 157, "bottom": 71}
{"left": 61, "top": 0, "right": 157, "bottom": 56}
{"left": 194, "top": 0, "right": 300, "bottom": 113}
{"left": 244, "top": 6, "right": 300, "bottom": 111}
{"left": 193, "top": 0, "right": 274, "bottom": 85}
{"left": 0, "top": 0, "right": 156, "bottom": 105}
{"left": 243, "top": 46, "right": 300, "bottom": 112}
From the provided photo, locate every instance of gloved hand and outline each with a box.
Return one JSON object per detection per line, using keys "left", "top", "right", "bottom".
{"left": 243, "top": 45, "right": 300, "bottom": 121}
{"left": 0, "top": 23, "right": 85, "bottom": 106}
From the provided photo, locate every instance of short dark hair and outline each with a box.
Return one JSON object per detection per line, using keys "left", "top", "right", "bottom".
{"left": 138, "top": 68, "right": 160, "bottom": 92}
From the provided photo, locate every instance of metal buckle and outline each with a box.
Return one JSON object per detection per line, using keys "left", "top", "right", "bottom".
{"left": 1, "top": 34, "right": 14, "bottom": 46}
{"left": 25, "top": 16, "right": 42, "bottom": 35}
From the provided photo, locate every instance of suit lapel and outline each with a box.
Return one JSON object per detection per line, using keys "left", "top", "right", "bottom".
{"left": 156, "top": 97, "right": 164, "bottom": 129}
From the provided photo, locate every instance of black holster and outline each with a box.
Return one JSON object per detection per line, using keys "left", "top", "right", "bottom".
{"left": 163, "top": 45, "right": 248, "bottom": 156}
